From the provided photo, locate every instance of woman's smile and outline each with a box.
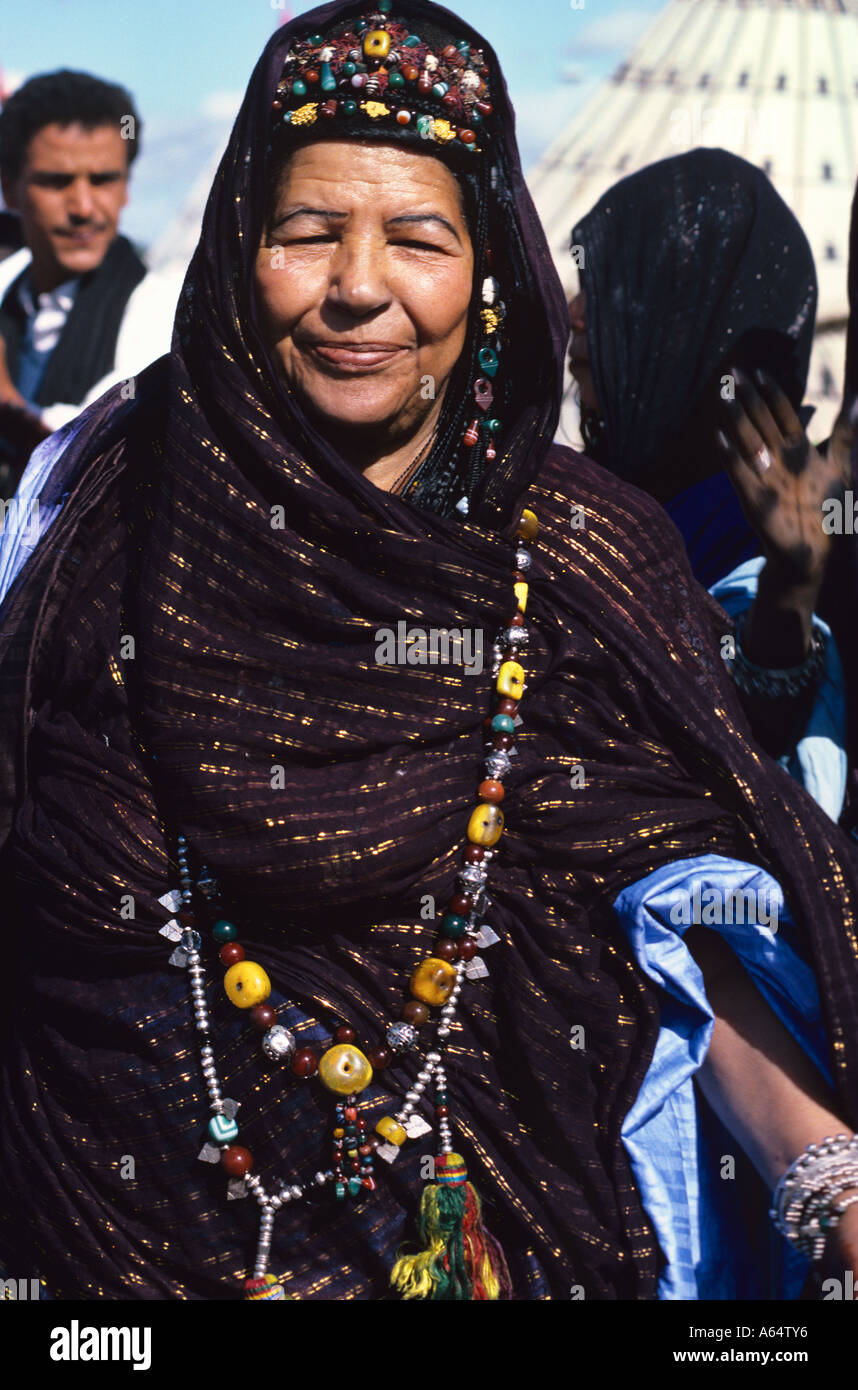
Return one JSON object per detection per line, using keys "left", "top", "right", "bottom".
{"left": 302, "top": 338, "right": 412, "bottom": 373}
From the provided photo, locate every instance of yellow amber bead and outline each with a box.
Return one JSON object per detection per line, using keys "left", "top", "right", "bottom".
{"left": 224, "top": 960, "right": 271, "bottom": 1009}
{"left": 410, "top": 956, "right": 457, "bottom": 1006}
{"left": 333, "top": 1127, "right": 345, "bottom": 1139}
{"left": 497, "top": 660, "right": 525, "bottom": 699}
{"left": 467, "top": 802, "right": 505, "bottom": 847}
{"left": 376, "top": 1116, "right": 407, "bottom": 1146}
{"left": 364, "top": 28, "right": 391, "bottom": 57}
{"left": 516, "top": 508, "right": 538, "bottom": 541}
{"left": 513, "top": 581, "right": 528, "bottom": 614}
{"left": 317, "top": 1043, "right": 373, "bottom": 1096}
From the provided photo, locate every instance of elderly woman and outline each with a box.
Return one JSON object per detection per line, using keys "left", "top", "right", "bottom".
{"left": 0, "top": 2, "right": 858, "bottom": 1303}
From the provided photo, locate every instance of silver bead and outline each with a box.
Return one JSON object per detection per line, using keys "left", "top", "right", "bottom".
{"left": 290, "top": 1184, "right": 302, "bottom": 1200}
{"left": 386, "top": 1021, "right": 418, "bottom": 1053}
{"left": 437, "top": 1025, "right": 451, "bottom": 1038}
{"left": 314, "top": 1171, "right": 327, "bottom": 1186}
{"left": 262, "top": 1025, "right": 296, "bottom": 1064}
{"left": 417, "top": 1068, "right": 432, "bottom": 1084}
{"left": 506, "top": 625, "right": 528, "bottom": 647}
{"left": 514, "top": 548, "right": 531, "bottom": 570}
{"left": 269, "top": 1195, "right": 282, "bottom": 1210}
{"left": 426, "top": 1051, "right": 442, "bottom": 1066}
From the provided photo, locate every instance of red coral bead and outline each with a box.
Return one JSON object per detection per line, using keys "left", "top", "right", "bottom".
{"left": 304, "top": 68, "right": 320, "bottom": 83}
{"left": 443, "top": 44, "right": 459, "bottom": 58}
{"left": 335, "top": 1025, "right": 356, "bottom": 1043}
{"left": 291, "top": 1048, "right": 318, "bottom": 1078}
{"left": 219, "top": 942, "right": 245, "bottom": 966}
{"left": 475, "top": 99, "right": 492, "bottom": 116}
{"left": 403, "top": 64, "right": 419, "bottom": 81}
{"left": 458, "top": 937, "right": 478, "bottom": 961}
{"left": 459, "top": 128, "right": 476, "bottom": 144}
{"left": 250, "top": 1004, "right": 277, "bottom": 1031}
{"left": 510, "top": 612, "right": 525, "bottom": 627}
{"left": 493, "top": 733, "right": 514, "bottom": 750}
{"left": 497, "top": 698, "right": 518, "bottom": 716}
{"left": 344, "top": 1106, "right": 357, "bottom": 1123}
{"left": 449, "top": 892, "right": 472, "bottom": 914}
{"left": 221, "top": 1145, "right": 253, "bottom": 1177}
{"left": 442, "top": 92, "right": 458, "bottom": 109}
{"left": 367, "top": 1046, "right": 392, "bottom": 1070}
{"left": 436, "top": 1105, "right": 450, "bottom": 1118}
{"left": 401, "top": 1001, "right": 429, "bottom": 1026}
{"left": 433, "top": 938, "right": 458, "bottom": 962}
{"left": 464, "top": 845, "right": 486, "bottom": 864}
{"left": 478, "top": 779, "right": 505, "bottom": 803}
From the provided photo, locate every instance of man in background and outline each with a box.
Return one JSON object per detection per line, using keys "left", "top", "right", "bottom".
{"left": 0, "top": 70, "right": 181, "bottom": 500}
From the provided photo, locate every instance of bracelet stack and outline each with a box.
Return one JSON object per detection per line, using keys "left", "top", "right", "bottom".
{"left": 769, "top": 1134, "right": 858, "bottom": 1262}
{"left": 726, "top": 614, "right": 827, "bottom": 701}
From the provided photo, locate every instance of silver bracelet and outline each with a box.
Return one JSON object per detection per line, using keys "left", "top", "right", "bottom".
{"left": 770, "top": 1134, "right": 858, "bottom": 1261}
{"left": 726, "top": 614, "right": 826, "bottom": 701}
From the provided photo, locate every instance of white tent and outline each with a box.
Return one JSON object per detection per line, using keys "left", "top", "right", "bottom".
{"left": 528, "top": 0, "right": 858, "bottom": 443}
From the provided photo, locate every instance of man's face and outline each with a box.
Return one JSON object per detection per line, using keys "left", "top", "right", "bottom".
{"left": 1, "top": 122, "right": 130, "bottom": 292}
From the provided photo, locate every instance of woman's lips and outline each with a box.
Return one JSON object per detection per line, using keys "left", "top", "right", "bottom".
{"left": 306, "top": 342, "right": 408, "bottom": 372}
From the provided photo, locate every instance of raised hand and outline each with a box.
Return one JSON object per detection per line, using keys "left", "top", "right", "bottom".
{"left": 715, "top": 365, "right": 850, "bottom": 592}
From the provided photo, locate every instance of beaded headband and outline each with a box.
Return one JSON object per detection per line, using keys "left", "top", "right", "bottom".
{"left": 271, "top": 1, "right": 495, "bottom": 156}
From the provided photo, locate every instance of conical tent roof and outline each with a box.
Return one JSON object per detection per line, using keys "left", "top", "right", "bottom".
{"left": 529, "top": 0, "right": 858, "bottom": 439}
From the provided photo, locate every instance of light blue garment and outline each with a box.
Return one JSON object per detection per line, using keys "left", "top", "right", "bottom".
{"left": 711, "top": 556, "right": 848, "bottom": 821}
{"left": 614, "top": 853, "right": 830, "bottom": 1300}
{"left": 0, "top": 419, "right": 79, "bottom": 607}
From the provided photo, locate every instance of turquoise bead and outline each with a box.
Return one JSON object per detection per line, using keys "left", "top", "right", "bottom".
{"left": 348, "top": 1176, "right": 362, "bottom": 1197}
{"left": 208, "top": 1114, "right": 239, "bottom": 1144}
{"left": 292, "top": 78, "right": 307, "bottom": 97}
{"left": 378, "top": 0, "right": 392, "bottom": 11}
{"left": 343, "top": 99, "right": 357, "bottom": 115}
{"left": 457, "top": 40, "right": 470, "bottom": 54}
{"left": 478, "top": 346, "right": 499, "bottom": 377}
{"left": 403, "top": 33, "right": 421, "bottom": 46}
{"left": 432, "top": 81, "right": 449, "bottom": 98}
{"left": 343, "top": 61, "right": 356, "bottom": 75}
{"left": 308, "top": 32, "right": 323, "bottom": 44}
{"left": 485, "top": 417, "right": 502, "bottom": 433}
{"left": 388, "top": 70, "right": 404, "bottom": 88}
{"left": 471, "top": 111, "right": 482, "bottom": 125}
{"left": 321, "top": 63, "right": 336, "bottom": 92}
{"left": 335, "top": 1180, "right": 346, "bottom": 1200}
{"left": 491, "top": 713, "right": 515, "bottom": 734}
{"left": 441, "top": 913, "right": 467, "bottom": 939}
{"left": 212, "top": 919, "right": 238, "bottom": 943}
{"left": 416, "top": 114, "right": 434, "bottom": 137}
{"left": 355, "top": 18, "right": 369, "bottom": 32}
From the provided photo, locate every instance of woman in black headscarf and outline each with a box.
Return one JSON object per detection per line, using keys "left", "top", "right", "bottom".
{"left": 570, "top": 150, "right": 854, "bottom": 824}
{"left": 0, "top": 4, "right": 858, "bottom": 1303}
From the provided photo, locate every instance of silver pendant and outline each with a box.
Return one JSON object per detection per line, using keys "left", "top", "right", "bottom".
{"left": 158, "top": 889, "right": 183, "bottom": 913}
{"left": 159, "top": 919, "right": 183, "bottom": 943}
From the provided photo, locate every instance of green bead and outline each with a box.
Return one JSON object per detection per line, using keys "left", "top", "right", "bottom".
{"left": 321, "top": 62, "right": 336, "bottom": 92}
{"left": 441, "top": 913, "right": 467, "bottom": 939}
{"left": 388, "top": 70, "right": 404, "bottom": 88}
{"left": 355, "top": 18, "right": 369, "bottom": 32}
{"left": 378, "top": 0, "right": 392, "bottom": 11}
{"left": 403, "top": 34, "right": 421, "bottom": 46}
{"left": 292, "top": 78, "right": 307, "bottom": 97}
{"left": 436, "top": 1091, "right": 449, "bottom": 1105}
{"left": 212, "top": 919, "right": 238, "bottom": 943}
{"left": 208, "top": 1114, "right": 238, "bottom": 1144}
{"left": 484, "top": 418, "right": 502, "bottom": 434}
{"left": 456, "top": 40, "right": 470, "bottom": 54}
{"left": 348, "top": 1176, "right": 362, "bottom": 1197}
{"left": 335, "top": 1180, "right": 346, "bottom": 1200}
{"left": 308, "top": 32, "right": 323, "bottom": 44}
{"left": 343, "top": 99, "right": 357, "bottom": 115}
{"left": 478, "top": 346, "right": 499, "bottom": 377}
{"left": 471, "top": 111, "right": 482, "bottom": 125}
{"left": 491, "top": 713, "right": 515, "bottom": 734}
{"left": 343, "top": 61, "right": 356, "bottom": 76}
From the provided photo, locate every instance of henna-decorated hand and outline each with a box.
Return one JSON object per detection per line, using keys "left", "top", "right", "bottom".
{"left": 715, "top": 365, "right": 850, "bottom": 593}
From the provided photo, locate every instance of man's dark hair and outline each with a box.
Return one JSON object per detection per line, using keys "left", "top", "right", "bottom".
{"left": 0, "top": 70, "right": 142, "bottom": 180}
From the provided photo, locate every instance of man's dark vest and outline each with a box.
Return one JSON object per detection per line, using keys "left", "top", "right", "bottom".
{"left": 0, "top": 233, "right": 146, "bottom": 408}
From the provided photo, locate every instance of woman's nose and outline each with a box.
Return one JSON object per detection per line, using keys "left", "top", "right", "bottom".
{"left": 568, "top": 290, "right": 586, "bottom": 330}
{"left": 327, "top": 237, "right": 392, "bottom": 314}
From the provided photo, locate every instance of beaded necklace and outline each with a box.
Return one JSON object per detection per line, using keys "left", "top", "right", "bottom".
{"left": 156, "top": 503, "right": 538, "bottom": 1300}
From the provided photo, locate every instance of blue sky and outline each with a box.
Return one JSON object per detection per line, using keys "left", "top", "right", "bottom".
{"left": 1, "top": 0, "right": 663, "bottom": 246}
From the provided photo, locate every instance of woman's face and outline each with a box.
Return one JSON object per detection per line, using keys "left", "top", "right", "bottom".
{"left": 255, "top": 139, "right": 474, "bottom": 443}
{"left": 568, "top": 289, "right": 600, "bottom": 412}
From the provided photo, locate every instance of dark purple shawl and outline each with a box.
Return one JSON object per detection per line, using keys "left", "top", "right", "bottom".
{"left": 2, "top": 0, "right": 858, "bottom": 1302}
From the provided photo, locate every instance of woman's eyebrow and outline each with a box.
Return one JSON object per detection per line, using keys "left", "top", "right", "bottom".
{"left": 272, "top": 207, "right": 348, "bottom": 229}
{"left": 386, "top": 213, "right": 462, "bottom": 243}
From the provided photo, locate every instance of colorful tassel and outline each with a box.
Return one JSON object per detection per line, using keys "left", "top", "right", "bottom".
{"left": 390, "top": 1154, "right": 513, "bottom": 1300}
